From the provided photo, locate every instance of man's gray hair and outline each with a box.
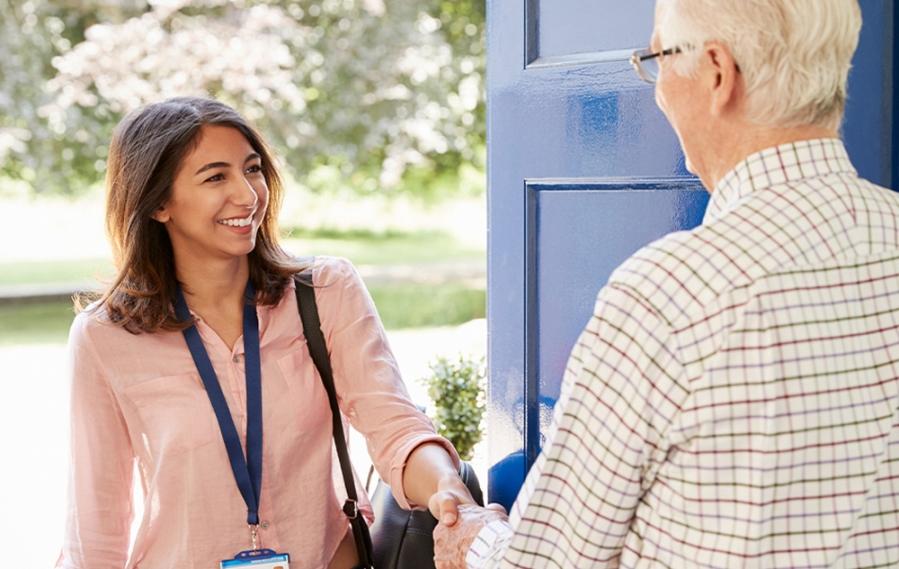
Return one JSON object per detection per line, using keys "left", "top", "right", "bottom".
{"left": 657, "top": 0, "right": 862, "bottom": 131}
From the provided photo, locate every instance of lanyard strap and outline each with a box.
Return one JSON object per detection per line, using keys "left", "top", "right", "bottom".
{"left": 174, "top": 281, "right": 263, "bottom": 527}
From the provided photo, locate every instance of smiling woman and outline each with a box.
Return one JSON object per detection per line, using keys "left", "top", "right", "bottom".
{"left": 96, "top": 97, "right": 300, "bottom": 334}
{"left": 155, "top": 128, "right": 268, "bottom": 276}
{"left": 58, "top": 98, "right": 475, "bottom": 569}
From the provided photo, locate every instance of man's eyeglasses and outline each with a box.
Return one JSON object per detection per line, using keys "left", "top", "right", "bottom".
{"left": 629, "top": 46, "right": 683, "bottom": 84}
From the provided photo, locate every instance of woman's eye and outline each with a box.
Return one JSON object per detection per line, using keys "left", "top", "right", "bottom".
{"left": 205, "top": 173, "right": 225, "bottom": 183}
{"left": 246, "top": 164, "right": 263, "bottom": 174}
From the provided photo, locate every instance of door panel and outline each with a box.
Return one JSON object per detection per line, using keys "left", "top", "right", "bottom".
{"left": 532, "top": 182, "right": 706, "bottom": 418}
{"left": 538, "top": 1, "right": 655, "bottom": 60}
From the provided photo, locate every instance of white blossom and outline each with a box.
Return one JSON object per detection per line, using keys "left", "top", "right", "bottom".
{"left": 1, "top": 0, "right": 485, "bottom": 194}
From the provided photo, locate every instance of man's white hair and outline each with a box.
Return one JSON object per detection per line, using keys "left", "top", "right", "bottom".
{"left": 657, "top": 0, "right": 862, "bottom": 131}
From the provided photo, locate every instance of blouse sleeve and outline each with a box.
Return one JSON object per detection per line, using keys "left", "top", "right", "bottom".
{"left": 57, "top": 313, "right": 134, "bottom": 569}
{"left": 314, "top": 257, "right": 461, "bottom": 509}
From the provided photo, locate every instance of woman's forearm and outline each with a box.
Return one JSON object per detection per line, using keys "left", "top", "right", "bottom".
{"left": 402, "top": 442, "right": 460, "bottom": 509}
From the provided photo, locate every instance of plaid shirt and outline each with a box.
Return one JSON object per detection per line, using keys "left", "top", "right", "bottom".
{"left": 469, "top": 139, "right": 899, "bottom": 568}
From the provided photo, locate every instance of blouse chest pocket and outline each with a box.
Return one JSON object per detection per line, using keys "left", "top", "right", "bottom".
{"left": 122, "top": 372, "right": 220, "bottom": 456}
{"left": 273, "top": 346, "right": 332, "bottom": 438}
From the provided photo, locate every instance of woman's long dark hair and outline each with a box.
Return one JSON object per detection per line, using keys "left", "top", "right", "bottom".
{"left": 83, "top": 97, "right": 307, "bottom": 333}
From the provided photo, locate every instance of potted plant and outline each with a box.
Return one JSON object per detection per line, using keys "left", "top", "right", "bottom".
{"left": 423, "top": 354, "right": 486, "bottom": 461}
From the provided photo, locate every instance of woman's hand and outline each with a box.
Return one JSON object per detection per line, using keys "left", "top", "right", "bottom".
{"left": 403, "top": 442, "right": 470, "bottom": 517}
{"left": 427, "top": 472, "right": 477, "bottom": 525}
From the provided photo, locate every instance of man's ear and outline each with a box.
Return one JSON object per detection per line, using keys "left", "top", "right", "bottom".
{"left": 151, "top": 205, "right": 170, "bottom": 223}
{"left": 704, "top": 41, "right": 740, "bottom": 117}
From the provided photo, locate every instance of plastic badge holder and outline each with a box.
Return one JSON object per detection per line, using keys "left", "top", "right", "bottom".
{"left": 220, "top": 549, "right": 290, "bottom": 568}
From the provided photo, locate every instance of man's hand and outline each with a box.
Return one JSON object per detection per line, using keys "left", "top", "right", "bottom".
{"left": 434, "top": 503, "right": 508, "bottom": 569}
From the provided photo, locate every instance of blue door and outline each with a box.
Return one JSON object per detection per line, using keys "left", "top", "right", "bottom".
{"left": 486, "top": 1, "right": 898, "bottom": 509}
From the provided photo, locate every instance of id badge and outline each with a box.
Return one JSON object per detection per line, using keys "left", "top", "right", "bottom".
{"left": 221, "top": 549, "right": 290, "bottom": 569}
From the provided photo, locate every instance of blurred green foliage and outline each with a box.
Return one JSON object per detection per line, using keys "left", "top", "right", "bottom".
{"left": 0, "top": 0, "right": 485, "bottom": 198}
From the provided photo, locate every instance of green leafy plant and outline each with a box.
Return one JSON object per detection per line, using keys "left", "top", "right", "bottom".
{"left": 424, "top": 354, "right": 485, "bottom": 461}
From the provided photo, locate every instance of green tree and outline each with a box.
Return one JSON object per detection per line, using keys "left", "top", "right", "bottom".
{"left": 0, "top": 0, "right": 485, "bottom": 197}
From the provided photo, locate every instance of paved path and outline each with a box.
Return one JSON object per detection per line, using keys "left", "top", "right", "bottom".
{"left": 0, "top": 320, "right": 487, "bottom": 567}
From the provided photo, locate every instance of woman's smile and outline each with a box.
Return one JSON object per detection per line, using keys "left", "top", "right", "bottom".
{"left": 217, "top": 212, "right": 256, "bottom": 235}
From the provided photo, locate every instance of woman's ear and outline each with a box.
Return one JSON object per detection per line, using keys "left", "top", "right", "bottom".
{"left": 151, "top": 205, "right": 170, "bottom": 223}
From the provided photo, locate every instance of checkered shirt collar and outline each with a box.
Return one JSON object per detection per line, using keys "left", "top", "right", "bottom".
{"left": 705, "top": 138, "right": 857, "bottom": 223}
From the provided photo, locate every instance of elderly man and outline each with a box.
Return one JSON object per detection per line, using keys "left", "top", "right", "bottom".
{"left": 435, "top": 0, "right": 899, "bottom": 567}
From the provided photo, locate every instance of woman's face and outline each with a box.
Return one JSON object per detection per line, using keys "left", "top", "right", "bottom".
{"left": 153, "top": 124, "right": 269, "bottom": 265}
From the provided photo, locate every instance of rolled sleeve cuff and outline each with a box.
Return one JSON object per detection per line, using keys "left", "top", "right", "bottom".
{"left": 388, "top": 434, "right": 461, "bottom": 510}
{"left": 466, "top": 519, "right": 514, "bottom": 569}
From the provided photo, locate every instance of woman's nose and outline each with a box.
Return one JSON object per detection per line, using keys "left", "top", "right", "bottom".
{"left": 232, "top": 175, "right": 259, "bottom": 208}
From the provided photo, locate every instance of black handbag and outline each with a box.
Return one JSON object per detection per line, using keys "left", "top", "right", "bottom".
{"left": 294, "top": 275, "right": 484, "bottom": 569}
{"left": 367, "top": 462, "right": 484, "bottom": 569}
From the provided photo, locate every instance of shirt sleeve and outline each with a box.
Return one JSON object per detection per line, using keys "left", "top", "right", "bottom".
{"left": 314, "top": 257, "right": 461, "bottom": 509}
{"left": 466, "top": 282, "right": 688, "bottom": 568}
{"left": 57, "top": 314, "right": 135, "bottom": 569}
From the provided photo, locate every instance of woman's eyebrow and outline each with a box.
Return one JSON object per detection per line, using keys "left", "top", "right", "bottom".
{"left": 193, "top": 153, "right": 261, "bottom": 176}
{"left": 194, "top": 161, "right": 228, "bottom": 175}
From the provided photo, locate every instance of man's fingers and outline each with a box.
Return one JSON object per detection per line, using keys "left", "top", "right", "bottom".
{"left": 486, "top": 502, "right": 508, "bottom": 515}
{"left": 434, "top": 504, "right": 488, "bottom": 569}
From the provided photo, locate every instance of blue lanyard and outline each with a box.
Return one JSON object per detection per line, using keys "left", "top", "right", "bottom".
{"left": 174, "top": 281, "right": 264, "bottom": 527}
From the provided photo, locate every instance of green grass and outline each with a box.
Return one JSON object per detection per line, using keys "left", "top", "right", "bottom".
{"left": 369, "top": 284, "right": 485, "bottom": 330}
{"left": 0, "top": 258, "right": 115, "bottom": 287}
{"left": 0, "top": 229, "right": 485, "bottom": 344}
{"left": 0, "top": 300, "right": 77, "bottom": 345}
{"left": 0, "top": 230, "right": 482, "bottom": 288}
{"left": 282, "top": 229, "right": 483, "bottom": 266}
{"left": 0, "top": 283, "right": 485, "bottom": 345}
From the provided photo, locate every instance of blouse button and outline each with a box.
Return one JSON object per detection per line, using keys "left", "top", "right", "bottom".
{"left": 232, "top": 354, "right": 240, "bottom": 363}
{"left": 260, "top": 521, "right": 270, "bottom": 529}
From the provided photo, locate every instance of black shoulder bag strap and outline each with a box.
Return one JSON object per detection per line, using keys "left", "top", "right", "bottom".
{"left": 294, "top": 275, "right": 375, "bottom": 568}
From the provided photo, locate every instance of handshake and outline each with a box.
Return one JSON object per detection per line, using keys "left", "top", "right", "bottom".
{"left": 433, "top": 502, "right": 510, "bottom": 569}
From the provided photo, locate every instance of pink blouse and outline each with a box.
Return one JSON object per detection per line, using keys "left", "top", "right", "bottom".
{"left": 56, "top": 256, "right": 459, "bottom": 569}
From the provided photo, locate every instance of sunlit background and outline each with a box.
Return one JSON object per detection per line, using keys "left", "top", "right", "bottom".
{"left": 0, "top": 0, "right": 486, "bottom": 565}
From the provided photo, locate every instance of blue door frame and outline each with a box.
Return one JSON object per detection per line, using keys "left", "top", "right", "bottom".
{"left": 486, "top": 0, "right": 898, "bottom": 510}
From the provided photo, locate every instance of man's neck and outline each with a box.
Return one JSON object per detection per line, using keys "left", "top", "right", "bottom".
{"left": 701, "top": 124, "right": 839, "bottom": 191}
